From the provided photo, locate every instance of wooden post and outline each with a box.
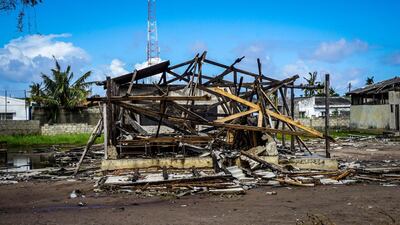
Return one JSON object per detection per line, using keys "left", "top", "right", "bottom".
{"left": 282, "top": 87, "right": 287, "bottom": 147}
{"left": 74, "top": 118, "right": 103, "bottom": 176}
{"left": 104, "top": 76, "right": 112, "bottom": 160}
{"left": 325, "top": 74, "right": 331, "bottom": 158}
{"left": 290, "top": 83, "right": 295, "bottom": 151}
{"left": 103, "top": 103, "right": 108, "bottom": 159}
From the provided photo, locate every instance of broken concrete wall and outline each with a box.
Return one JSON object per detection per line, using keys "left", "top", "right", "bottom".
{"left": 0, "top": 120, "right": 40, "bottom": 135}
{"left": 298, "top": 116, "right": 350, "bottom": 130}
{"left": 350, "top": 105, "right": 390, "bottom": 129}
{"left": 41, "top": 123, "right": 96, "bottom": 135}
{"left": 389, "top": 91, "right": 400, "bottom": 130}
{"left": 32, "top": 107, "right": 101, "bottom": 126}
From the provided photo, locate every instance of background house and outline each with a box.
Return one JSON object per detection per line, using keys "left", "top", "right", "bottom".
{"left": 0, "top": 96, "right": 29, "bottom": 120}
{"left": 295, "top": 96, "right": 351, "bottom": 118}
{"left": 347, "top": 77, "right": 400, "bottom": 131}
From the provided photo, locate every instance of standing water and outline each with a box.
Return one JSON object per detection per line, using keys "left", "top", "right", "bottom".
{"left": 0, "top": 146, "right": 56, "bottom": 172}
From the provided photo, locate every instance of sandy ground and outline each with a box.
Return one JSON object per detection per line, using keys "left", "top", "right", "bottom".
{"left": 1, "top": 139, "right": 400, "bottom": 225}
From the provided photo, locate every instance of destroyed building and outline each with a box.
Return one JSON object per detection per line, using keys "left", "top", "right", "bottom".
{"left": 82, "top": 52, "right": 335, "bottom": 184}
{"left": 347, "top": 76, "right": 400, "bottom": 131}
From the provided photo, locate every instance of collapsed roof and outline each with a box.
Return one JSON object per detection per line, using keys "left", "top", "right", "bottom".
{"left": 347, "top": 76, "right": 400, "bottom": 95}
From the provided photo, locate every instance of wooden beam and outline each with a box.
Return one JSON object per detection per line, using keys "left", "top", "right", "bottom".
{"left": 325, "top": 74, "right": 331, "bottom": 158}
{"left": 120, "top": 136, "right": 212, "bottom": 144}
{"left": 74, "top": 118, "right": 103, "bottom": 176}
{"left": 210, "top": 87, "right": 259, "bottom": 109}
{"left": 88, "top": 95, "right": 211, "bottom": 102}
{"left": 214, "top": 107, "right": 259, "bottom": 123}
{"left": 211, "top": 87, "right": 325, "bottom": 138}
{"left": 211, "top": 122, "right": 317, "bottom": 137}
{"left": 240, "top": 150, "right": 284, "bottom": 172}
{"left": 265, "top": 109, "right": 324, "bottom": 138}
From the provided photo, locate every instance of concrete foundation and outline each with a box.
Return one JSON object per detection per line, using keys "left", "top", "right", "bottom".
{"left": 101, "top": 157, "right": 213, "bottom": 171}
{"left": 281, "top": 157, "right": 338, "bottom": 171}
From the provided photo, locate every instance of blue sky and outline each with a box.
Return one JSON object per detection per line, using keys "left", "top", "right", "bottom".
{"left": 1, "top": 0, "right": 400, "bottom": 95}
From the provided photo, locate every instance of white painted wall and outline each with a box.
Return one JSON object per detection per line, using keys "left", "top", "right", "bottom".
{"left": 297, "top": 97, "right": 350, "bottom": 118}
{"left": 0, "top": 96, "right": 29, "bottom": 120}
{"left": 297, "top": 97, "right": 316, "bottom": 117}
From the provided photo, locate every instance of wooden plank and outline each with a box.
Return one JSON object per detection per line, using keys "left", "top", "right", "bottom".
{"left": 88, "top": 95, "right": 211, "bottom": 102}
{"left": 211, "top": 87, "right": 324, "bottom": 138}
{"left": 74, "top": 118, "right": 103, "bottom": 176}
{"left": 265, "top": 109, "right": 324, "bottom": 138}
{"left": 325, "top": 74, "right": 331, "bottom": 158}
{"left": 240, "top": 150, "right": 284, "bottom": 172}
{"left": 257, "top": 110, "right": 263, "bottom": 127}
{"left": 210, "top": 87, "right": 260, "bottom": 109}
{"left": 214, "top": 108, "right": 259, "bottom": 123}
{"left": 126, "top": 70, "right": 138, "bottom": 94}
{"left": 211, "top": 123, "right": 316, "bottom": 137}
{"left": 120, "top": 136, "right": 212, "bottom": 144}
{"left": 103, "top": 103, "right": 108, "bottom": 159}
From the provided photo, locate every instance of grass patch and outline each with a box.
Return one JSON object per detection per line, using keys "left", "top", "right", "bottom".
{"left": 275, "top": 129, "right": 379, "bottom": 141}
{"left": 0, "top": 133, "right": 104, "bottom": 147}
{"left": 329, "top": 130, "right": 380, "bottom": 138}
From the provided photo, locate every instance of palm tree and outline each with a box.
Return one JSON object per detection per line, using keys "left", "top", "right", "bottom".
{"left": 304, "top": 72, "right": 318, "bottom": 97}
{"left": 30, "top": 58, "right": 93, "bottom": 122}
{"left": 366, "top": 76, "right": 374, "bottom": 85}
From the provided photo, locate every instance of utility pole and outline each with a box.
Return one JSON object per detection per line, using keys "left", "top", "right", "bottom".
{"left": 147, "top": 0, "right": 160, "bottom": 65}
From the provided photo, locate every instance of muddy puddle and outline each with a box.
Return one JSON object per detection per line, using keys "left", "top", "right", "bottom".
{"left": 0, "top": 146, "right": 78, "bottom": 172}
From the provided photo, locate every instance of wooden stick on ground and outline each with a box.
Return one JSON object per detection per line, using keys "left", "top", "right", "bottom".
{"left": 240, "top": 150, "right": 284, "bottom": 172}
{"left": 74, "top": 118, "right": 103, "bottom": 176}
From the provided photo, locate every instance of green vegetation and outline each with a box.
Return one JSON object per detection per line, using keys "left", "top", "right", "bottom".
{"left": 276, "top": 129, "right": 379, "bottom": 141}
{"left": 0, "top": 134, "right": 103, "bottom": 147}
{"left": 29, "top": 58, "right": 93, "bottom": 122}
{"left": 303, "top": 71, "right": 339, "bottom": 97}
{"left": 329, "top": 129, "right": 380, "bottom": 138}
{"left": 366, "top": 76, "right": 375, "bottom": 85}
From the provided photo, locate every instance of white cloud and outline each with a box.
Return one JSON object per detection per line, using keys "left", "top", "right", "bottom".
{"left": 306, "top": 38, "right": 368, "bottom": 63}
{"left": 0, "top": 34, "right": 89, "bottom": 82}
{"left": 189, "top": 41, "right": 208, "bottom": 54}
{"left": 233, "top": 42, "right": 275, "bottom": 74}
{"left": 282, "top": 60, "right": 310, "bottom": 77}
{"left": 109, "top": 59, "right": 129, "bottom": 76}
{"left": 134, "top": 57, "right": 162, "bottom": 70}
{"left": 134, "top": 58, "right": 164, "bottom": 83}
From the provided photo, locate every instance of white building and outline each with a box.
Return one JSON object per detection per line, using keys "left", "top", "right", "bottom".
{"left": 296, "top": 96, "right": 351, "bottom": 118}
{"left": 0, "top": 96, "right": 29, "bottom": 120}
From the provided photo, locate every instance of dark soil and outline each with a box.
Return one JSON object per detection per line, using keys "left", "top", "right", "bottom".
{"left": 0, "top": 180, "right": 399, "bottom": 225}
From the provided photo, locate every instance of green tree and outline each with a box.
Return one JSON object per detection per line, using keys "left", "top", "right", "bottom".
{"left": 303, "top": 71, "right": 318, "bottom": 97}
{"left": 366, "top": 76, "right": 374, "bottom": 85}
{"left": 315, "top": 83, "right": 339, "bottom": 97}
{"left": 0, "top": 0, "right": 42, "bottom": 31}
{"left": 30, "top": 58, "right": 93, "bottom": 122}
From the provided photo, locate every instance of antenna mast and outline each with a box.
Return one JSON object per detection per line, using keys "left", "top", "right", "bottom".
{"left": 147, "top": 0, "right": 160, "bottom": 65}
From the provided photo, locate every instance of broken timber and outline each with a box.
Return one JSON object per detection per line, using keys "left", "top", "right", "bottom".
{"left": 90, "top": 52, "right": 332, "bottom": 170}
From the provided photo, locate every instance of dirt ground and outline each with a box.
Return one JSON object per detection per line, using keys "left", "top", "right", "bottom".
{"left": 0, "top": 181, "right": 399, "bottom": 225}
{"left": 1, "top": 139, "right": 400, "bottom": 225}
